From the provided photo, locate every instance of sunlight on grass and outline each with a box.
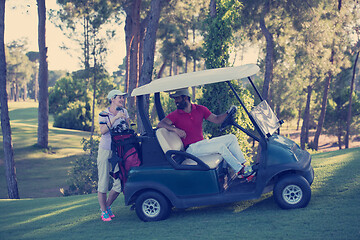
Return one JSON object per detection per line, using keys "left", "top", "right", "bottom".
{"left": 311, "top": 149, "right": 360, "bottom": 193}
{"left": 22, "top": 212, "right": 99, "bottom": 239}
{"left": 8, "top": 101, "right": 38, "bottom": 110}
{"left": 233, "top": 193, "right": 272, "bottom": 213}
{"left": 4, "top": 197, "right": 94, "bottom": 218}
{"left": 11, "top": 204, "right": 90, "bottom": 228}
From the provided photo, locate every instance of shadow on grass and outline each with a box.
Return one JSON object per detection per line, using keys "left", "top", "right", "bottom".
{"left": 0, "top": 153, "right": 84, "bottom": 198}
{"left": 9, "top": 108, "right": 38, "bottom": 126}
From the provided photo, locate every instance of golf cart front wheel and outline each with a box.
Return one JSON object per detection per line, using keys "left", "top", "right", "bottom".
{"left": 135, "top": 191, "right": 171, "bottom": 222}
{"left": 274, "top": 175, "right": 311, "bottom": 209}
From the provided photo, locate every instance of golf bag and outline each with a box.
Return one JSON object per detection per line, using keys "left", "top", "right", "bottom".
{"left": 108, "top": 128, "right": 141, "bottom": 190}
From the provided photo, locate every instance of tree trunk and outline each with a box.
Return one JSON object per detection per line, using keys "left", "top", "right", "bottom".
{"left": 345, "top": 51, "right": 359, "bottom": 148}
{"left": 90, "top": 35, "right": 97, "bottom": 140}
{"left": 15, "top": 82, "right": 19, "bottom": 101}
{"left": 34, "top": 64, "right": 38, "bottom": 101}
{"left": 210, "top": 0, "right": 216, "bottom": 16}
{"left": 138, "top": 0, "right": 166, "bottom": 133}
{"left": 300, "top": 85, "right": 312, "bottom": 150}
{"left": 296, "top": 101, "right": 302, "bottom": 131}
{"left": 0, "top": 0, "right": 20, "bottom": 199}
{"left": 124, "top": 0, "right": 141, "bottom": 120}
{"left": 157, "top": 61, "right": 167, "bottom": 78}
{"left": 139, "top": 0, "right": 164, "bottom": 87}
{"left": 337, "top": 104, "right": 342, "bottom": 150}
{"left": 313, "top": 72, "right": 332, "bottom": 150}
{"left": 37, "top": 0, "right": 49, "bottom": 148}
{"left": 23, "top": 83, "right": 27, "bottom": 100}
{"left": 259, "top": 3, "right": 274, "bottom": 102}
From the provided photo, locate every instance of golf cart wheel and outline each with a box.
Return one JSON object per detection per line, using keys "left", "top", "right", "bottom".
{"left": 135, "top": 191, "right": 171, "bottom": 222}
{"left": 274, "top": 175, "right": 311, "bottom": 209}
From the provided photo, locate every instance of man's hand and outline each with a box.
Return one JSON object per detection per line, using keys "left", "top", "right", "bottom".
{"left": 226, "top": 105, "right": 237, "bottom": 114}
{"left": 174, "top": 127, "right": 187, "bottom": 138}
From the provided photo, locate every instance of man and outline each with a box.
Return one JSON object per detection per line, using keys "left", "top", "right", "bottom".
{"left": 157, "top": 88, "right": 254, "bottom": 180}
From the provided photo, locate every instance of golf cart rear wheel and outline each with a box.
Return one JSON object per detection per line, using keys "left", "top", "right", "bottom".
{"left": 274, "top": 175, "right": 311, "bottom": 209}
{"left": 135, "top": 191, "right": 171, "bottom": 222}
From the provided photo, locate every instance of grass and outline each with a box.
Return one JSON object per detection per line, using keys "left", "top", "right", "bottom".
{"left": 0, "top": 148, "right": 359, "bottom": 240}
{"left": 0, "top": 101, "right": 90, "bottom": 198}
{"left": 0, "top": 102, "right": 359, "bottom": 239}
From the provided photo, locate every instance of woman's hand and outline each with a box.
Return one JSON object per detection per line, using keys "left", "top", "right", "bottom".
{"left": 114, "top": 110, "right": 126, "bottom": 120}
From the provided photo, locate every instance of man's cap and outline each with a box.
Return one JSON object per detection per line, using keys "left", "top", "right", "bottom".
{"left": 169, "top": 88, "right": 191, "bottom": 98}
{"left": 107, "top": 89, "right": 127, "bottom": 100}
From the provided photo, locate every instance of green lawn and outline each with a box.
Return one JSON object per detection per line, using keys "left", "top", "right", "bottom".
{"left": 0, "top": 148, "right": 359, "bottom": 240}
{"left": 0, "top": 101, "right": 90, "bottom": 198}
{"left": 0, "top": 102, "right": 359, "bottom": 240}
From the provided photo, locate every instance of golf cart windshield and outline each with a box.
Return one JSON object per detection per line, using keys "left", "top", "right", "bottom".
{"left": 250, "top": 100, "right": 280, "bottom": 138}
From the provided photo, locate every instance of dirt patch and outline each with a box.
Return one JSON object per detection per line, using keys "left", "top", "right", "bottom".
{"left": 282, "top": 129, "right": 360, "bottom": 152}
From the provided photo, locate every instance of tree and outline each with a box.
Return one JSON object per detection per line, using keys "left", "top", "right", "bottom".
{"left": 138, "top": 0, "right": 168, "bottom": 128}
{"left": 312, "top": 1, "right": 352, "bottom": 150}
{"left": 56, "top": 0, "right": 122, "bottom": 137}
{"left": 37, "top": 0, "right": 49, "bottom": 148}
{"left": 200, "top": 0, "right": 254, "bottom": 158}
{"left": 156, "top": 0, "right": 207, "bottom": 77}
{"left": 345, "top": 50, "right": 359, "bottom": 148}
{"left": 6, "top": 40, "right": 33, "bottom": 101}
{"left": 123, "top": 0, "right": 143, "bottom": 120}
{"left": 0, "top": 0, "right": 19, "bottom": 199}
{"left": 240, "top": 0, "right": 324, "bottom": 105}
{"left": 26, "top": 51, "right": 40, "bottom": 101}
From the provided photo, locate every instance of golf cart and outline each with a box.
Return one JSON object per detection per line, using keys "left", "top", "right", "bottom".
{"left": 123, "top": 64, "right": 314, "bottom": 222}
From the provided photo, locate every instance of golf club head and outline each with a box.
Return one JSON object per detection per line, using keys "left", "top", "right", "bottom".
{"left": 99, "top": 111, "right": 109, "bottom": 117}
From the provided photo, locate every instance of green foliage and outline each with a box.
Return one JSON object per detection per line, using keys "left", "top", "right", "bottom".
{"left": 202, "top": 0, "right": 254, "bottom": 158}
{"left": 203, "top": 0, "right": 242, "bottom": 69}
{"left": 63, "top": 137, "right": 99, "bottom": 196}
{"left": 49, "top": 75, "right": 88, "bottom": 115}
{"left": 49, "top": 70, "right": 116, "bottom": 131}
{"left": 54, "top": 101, "right": 92, "bottom": 131}
{"left": 324, "top": 89, "right": 360, "bottom": 136}
{"left": 323, "top": 64, "right": 360, "bottom": 144}
{"left": 49, "top": 74, "right": 93, "bottom": 131}
{"left": 5, "top": 40, "right": 34, "bottom": 100}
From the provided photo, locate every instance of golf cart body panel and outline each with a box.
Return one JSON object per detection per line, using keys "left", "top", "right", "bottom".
{"left": 122, "top": 64, "right": 314, "bottom": 220}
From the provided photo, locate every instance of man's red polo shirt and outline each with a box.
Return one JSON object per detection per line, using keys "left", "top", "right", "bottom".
{"left": 166, "top": 104, "right": 212, "bottom": 147}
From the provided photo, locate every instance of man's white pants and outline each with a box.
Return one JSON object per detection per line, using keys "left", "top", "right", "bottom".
{"left": 186, "top": 134, "right": 246, "bottom": 172}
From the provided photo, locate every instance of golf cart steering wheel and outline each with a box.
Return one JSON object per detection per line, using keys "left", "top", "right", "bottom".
{"left": 220, "top": 106, "right": 237, "bottom": 131}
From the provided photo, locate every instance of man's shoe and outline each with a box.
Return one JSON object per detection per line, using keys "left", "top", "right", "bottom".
{"left": 246, "top": 172, "right": 256, "bottom": 182}
{"left": 107, "top": 206, "right": 115, "bottom": 218}
{"left": 238, "top": 165, "right": 253, "bottom": 179}
{"left": 101, "top": 211, "right": 112, "bottom": 222}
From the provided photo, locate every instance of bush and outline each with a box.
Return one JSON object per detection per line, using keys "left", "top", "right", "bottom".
{"left": 49, "top": 75, "right": 88, "bottom": 115}
{"left": 62, "top": 137, "right": 99, "bottom": 196}
{"left": 53, "top": 101, "right": 92, "bottom": 131}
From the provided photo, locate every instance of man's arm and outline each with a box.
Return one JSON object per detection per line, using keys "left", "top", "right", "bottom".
{"left": 206, "top": 113, "right": 227, "bottom": 124}
{"left": 157, "top": 117, "right": 187, "bottom": 138}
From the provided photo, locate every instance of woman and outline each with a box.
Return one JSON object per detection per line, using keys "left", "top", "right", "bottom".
{"left": 97, "top": 89, "right": 130, "bottom": 222}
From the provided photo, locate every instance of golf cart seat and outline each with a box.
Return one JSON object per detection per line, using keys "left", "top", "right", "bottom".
{"left": 156, "top": 128, "right": 223, "bottom": 169}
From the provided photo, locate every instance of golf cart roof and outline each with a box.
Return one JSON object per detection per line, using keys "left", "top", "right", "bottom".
{"left": 131, "top": 64, "right": 260, "bottom": 97}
